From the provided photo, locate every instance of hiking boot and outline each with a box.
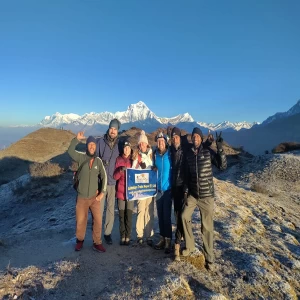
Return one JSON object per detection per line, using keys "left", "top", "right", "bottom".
{"left": 104, "top": 234, "right": 113, "bottom": 245}
{"left": 124, "top": 238, "right": 130, "bottom": 246}
{"left": 120, "top": 237, "right": 125, "bottom": 246}
{"left": 154, "top": 236, "right": 165, "bottom": 250}
{"left": 93, "top": 243, "right": 106, "bottom": 253}
{"left": 75, "top": 240, "right": 84, "bottom": 251}
{"left": 146, "top": 238, "right": 153, "bottom": 247}
{"left": 164, "top": 238, "right": 171, "bottom": 254}
{"left": 174, "top": 243, "right": 180, "bottom": 261}
{"left": 137, "top": 237, "right": 143, "bottom": 245}
{"left": 205, "top": 262, "right": 214, "bottom": 272}
{"left": 182, "top": 248, "right": 196, "bottom": 257}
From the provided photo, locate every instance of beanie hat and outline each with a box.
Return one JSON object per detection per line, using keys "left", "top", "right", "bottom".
{"left": 138, "top": 130, "right": 148, "bottom": 145}
{"left": 123, "top": 140, "right": 131, "bottom": 149}
{"left": 171, "top": 127, "right": 181, "bottom": 138}
{"left": 86, "top": 136, "right": 97, "bottom": 145}
{"left": 192, "top": 127, "right": 203, "bottom": 139}
{"left": 109, "top": 118, "right": 121, "bottom": 130}
{"left": 155, "top": 131, "right": 168, "bottom": 143}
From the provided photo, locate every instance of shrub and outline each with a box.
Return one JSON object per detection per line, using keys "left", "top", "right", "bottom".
{"left": 29, "top": 161, "right": 63, "bottom": 178}
{"left": 272, "top": 142, "right": 300, "bottom": 153}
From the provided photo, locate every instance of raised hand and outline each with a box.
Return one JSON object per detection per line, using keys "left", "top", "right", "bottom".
{"left": 207, "top": 129, "right": 214, "bottom": 144}
{"left": 77, "top": 131, "right": 86, "bottom": 141}
{"left": 215, "top": 131, "right": 223, "bottom": 151}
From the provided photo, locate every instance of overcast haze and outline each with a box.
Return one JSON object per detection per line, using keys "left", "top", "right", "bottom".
{"left": 0, "top": 0, "right": 299, "bottom": 126}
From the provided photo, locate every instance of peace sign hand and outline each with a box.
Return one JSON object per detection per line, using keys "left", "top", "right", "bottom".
{"left": 77, "top": 131, "right": 86, "bottom": 141}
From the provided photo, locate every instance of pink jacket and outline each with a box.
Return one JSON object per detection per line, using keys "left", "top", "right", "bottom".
{"left": 113, "top": 155, "right": 133, "bottom": 200}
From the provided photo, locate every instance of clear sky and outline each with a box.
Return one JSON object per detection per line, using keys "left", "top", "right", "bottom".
{"left": 0, "top": 0, "right": 299, "bottom": 126}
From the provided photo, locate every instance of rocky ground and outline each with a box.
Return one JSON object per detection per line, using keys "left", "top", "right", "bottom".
{"left": 0, "top": 151, "right": 299, "bottom": 299}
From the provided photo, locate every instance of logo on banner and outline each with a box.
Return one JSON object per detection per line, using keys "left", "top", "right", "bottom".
{"left": 135, "top": 173, "right": 149, "bottom": 184}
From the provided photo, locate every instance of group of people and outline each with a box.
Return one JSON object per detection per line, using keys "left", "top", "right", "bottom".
{"left": 68, "top": 118, "right": 227, "bottom": 271}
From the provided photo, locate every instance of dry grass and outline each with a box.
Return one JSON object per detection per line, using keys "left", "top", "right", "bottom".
{"left": 180, "top": 254, "right": 206, "bottom": 270}
{"left": 29, "top": 161, "right": 63, "bottom": 178}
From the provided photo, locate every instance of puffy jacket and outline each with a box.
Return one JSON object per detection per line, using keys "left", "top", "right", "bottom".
{"left": 96, "top": 134, "right": 120, "bottom": 185}
{"left": 113, "top": 155, "right": 133, "bottom": 200}
{"left": 170, "top": 144, "right": 185, "bottom": 187}
{"left": 184, "top": 144, "right": 227, "bottom": 199}
{"left": 132, "top": 146, "right": 153, "bottom": 169}
{"left": 153, "top": 148, "right": 172, "bottom": 192}
{"left": 68, "top": 138, "right": 107, "bottom": 198}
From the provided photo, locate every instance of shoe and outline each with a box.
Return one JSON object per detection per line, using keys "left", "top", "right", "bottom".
{"left": 93, "top": 243, "right": 106, "bottom": 253}
{"left": 137, "top": 237, "right": 143, "bottom": 244}
{"left": 174, "top": 243, "right": 180, "bottom": 261}
{"left": 164, "top": 238, "right": 171, "bottom": 254}
{"left": 124, "top": 238, "right": 130, "bottom": 246}
{"left": 146, "top": 239, "right": 153, "bottom": 247}
{"left": 104, "top": 234, "right": 113, "bottom": 245}
{"left": 154, "top": 236, "right": 165, "bottom": 250}
{"left": 120, "top": 237, "right": 125, "bottom": 246}
{"left": 205, "top": 262, "right": 214, "bottom": 271}
{"left": 182, "top": 248, "right": 196, "bottom": 257}
{"left": 75, "top": 239, "right": 84, "bottom": 251}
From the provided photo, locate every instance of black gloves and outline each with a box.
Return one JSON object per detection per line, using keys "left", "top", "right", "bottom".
{"left": 215, "top": 131, "right": 223, "bottom": 151}
{"left": 151, "top": 166, "right": 158, "bottom": 172}
{"left": 140, "top": 162, "right": 146, "bottom": 169}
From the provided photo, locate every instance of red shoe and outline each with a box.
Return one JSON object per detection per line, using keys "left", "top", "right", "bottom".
{"left": 75, "top": 240, "right": 84, "bottom": 251}
{"left": 93, "top": 243, "right": 106, "bottom": 253}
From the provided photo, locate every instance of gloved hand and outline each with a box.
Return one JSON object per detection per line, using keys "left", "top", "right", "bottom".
{"left": 121, "top": 166, "right": 127, "bottom": 172}
{"left": 140, "top": 162, "right": 146, "bottom": 169}
{"left": 206, "top": 130, "right": 214, "bottom": 146}
{"left": 215, "top": 131, "right": 223, "bottom": 151}
{"left": 151, "top": 165, "right": 158, "bottom": 172}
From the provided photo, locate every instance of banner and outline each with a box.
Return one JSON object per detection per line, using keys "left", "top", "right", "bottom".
{"left": 126, "top": 168, "right": 158, "bottom": 201}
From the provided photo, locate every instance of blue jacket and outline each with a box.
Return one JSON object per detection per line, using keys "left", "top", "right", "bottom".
{"left": 153, "top": 148, "right": 172, "bottom": 191}
{"left": 96, "top": 134, "right": 120, "bottom": 185}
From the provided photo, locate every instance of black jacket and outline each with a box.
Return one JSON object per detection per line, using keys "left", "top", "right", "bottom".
{"left": 170, "top": 144, "right": 185, "bottom": 187}
{"left": 184, "top": 143, "right": 227, "bottom": 199}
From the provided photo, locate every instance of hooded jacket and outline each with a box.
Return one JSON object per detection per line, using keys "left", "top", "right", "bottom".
{"left": 68, "top": 138, "right": 107, "bottom": 198}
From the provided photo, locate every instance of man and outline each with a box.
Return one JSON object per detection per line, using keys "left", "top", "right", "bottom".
{"left": 153, "top": 131, "right": 172, "bottom": 254}
{"left": 96, "top": 118, "right": 121, "bottom": 245}
{"left": 182, "top": 128, "right": 227, "bottom": 271}
{"left": 68, "top": 131, "right": 107, "bottom": 253}
{"left": 169, "top": 127, "right": 187, "bottom": 261}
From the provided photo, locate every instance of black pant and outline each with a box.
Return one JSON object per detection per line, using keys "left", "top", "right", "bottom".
{"left": 173, "top": 186, "right": 185, "bottom": 244}
{"left": 118, "top": 199, "right": 134, "bottom": 239}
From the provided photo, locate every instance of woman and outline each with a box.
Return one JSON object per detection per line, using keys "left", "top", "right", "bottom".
{"left": 113, "top": 140, "right": 134, "bottom": 245}
{"left": 132, "top": 130, "right": 154, "bottom": 246}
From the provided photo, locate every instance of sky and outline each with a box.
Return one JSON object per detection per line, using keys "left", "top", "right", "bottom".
{"left": 0, "top": 0, "right": 299, "bottom": 126}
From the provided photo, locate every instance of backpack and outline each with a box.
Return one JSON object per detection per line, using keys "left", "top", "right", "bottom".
{"left": 72, "top": 158, "right": 91, "bottom": 190}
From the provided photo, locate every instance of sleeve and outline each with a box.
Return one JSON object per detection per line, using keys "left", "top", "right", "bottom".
{"left": 113, "top": 157, "right": 123, "bottom": 181}
{"left": 68, "top": 138, "right": 84, "bottom": 163}
{"left": 98, "top": 158, "right": 107, "bottom": 193}
{"left": 208, "top": 147, "right": 227, "bottom": 170}
{"left": 183, "top": 154, "right": 189, "bottom": 194}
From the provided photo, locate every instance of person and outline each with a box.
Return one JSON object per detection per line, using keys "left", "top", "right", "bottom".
{"left": 113, "top": 140, "right": 134, "bottom": 245}
{"left": 153, "top": 131, "right": 172, "bottom": 254}
{"left": 181, "top": 128, "right": 227, "bottom": 271}
{"left": 169, "top": 127, "right": 187, "bottom": 261}
{"left": 68, "top": 131, "right": 107, "bottom": 253}
{"left": 132, "top": 130, "right": 154, "bottom": 246}
{"left": 96, "top": 118, "right": 121, "bottom": 245}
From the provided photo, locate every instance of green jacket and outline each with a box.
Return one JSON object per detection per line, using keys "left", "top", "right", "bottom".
{"left": 68, "top": 138, "right": 107, "bottom": 198}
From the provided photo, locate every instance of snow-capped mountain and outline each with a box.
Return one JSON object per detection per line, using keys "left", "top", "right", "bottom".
{"left": 198, "top": 121, "right": 260, "bottom": 132}
{"left": 39, "top": 101, "right": 255, "bottom": 133}
{"left": 261, "top": 99, "right": 300, "bottom": 126}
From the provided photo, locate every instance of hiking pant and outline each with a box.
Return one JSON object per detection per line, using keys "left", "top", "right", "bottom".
{"left": 76, "top": 196, "right": 102, "bottom": 245}
{"left": 173, "top": 186, "right": 185, "bottom": 244}
{"left": 156, "top": 190, "right": 172, "bottom": 239}
{"left": 118, "top": 199, "right": 134, "bottom": 239}
{"left": 100, "top": 185, "right": 116, "bottom": 236}
{"left": 136, "top": 197, "right": 154, "bottom": 239}
{"left": 182, "top": 195, "right": 214, "bottom": 263}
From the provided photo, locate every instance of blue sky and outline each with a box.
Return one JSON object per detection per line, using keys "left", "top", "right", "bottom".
{"left": 0, "top": 0, "right": 299, "bottom": 126}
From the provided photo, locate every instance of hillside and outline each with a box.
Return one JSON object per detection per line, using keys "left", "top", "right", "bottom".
{"left": 0, "top": 151, "right": 299, "bottom": 299}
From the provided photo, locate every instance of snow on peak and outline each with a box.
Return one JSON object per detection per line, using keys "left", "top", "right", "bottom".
{"left": 197, "top": 121, "right": 259, "bottom": 131}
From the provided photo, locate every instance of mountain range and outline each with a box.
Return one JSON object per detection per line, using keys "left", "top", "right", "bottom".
{"left": 1, "top": 99, "right": 300, "bottom": 154}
